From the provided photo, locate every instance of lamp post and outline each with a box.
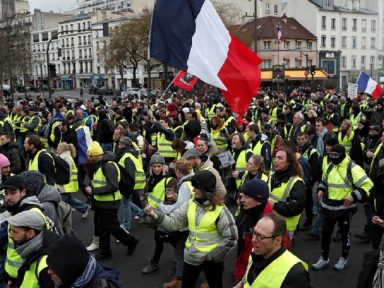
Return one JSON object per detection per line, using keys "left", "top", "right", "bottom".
{"left": 36, "top": 57, "right": 45, "bottom": 97}
{"left": 370, "top": 62, "right": 374, "bottom": 77}
{"left": 254, "top": 0, "right": 258, "bottom": 53}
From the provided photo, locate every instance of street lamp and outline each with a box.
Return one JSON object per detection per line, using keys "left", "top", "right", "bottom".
{"left": 36, "top": 57, "right": 45, "bottom": 96}
{"left": 370, "top": 62, "right": 374, "bottom": 77}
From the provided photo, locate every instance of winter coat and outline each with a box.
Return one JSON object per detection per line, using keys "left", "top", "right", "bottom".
{"left": 0, "top": 141, "right": 23, "bottom": 174}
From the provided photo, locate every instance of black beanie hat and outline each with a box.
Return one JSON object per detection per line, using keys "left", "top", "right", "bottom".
{"left": 191, "top": 170, "right": 216, "bottom": 193}
{"left": 47, "top": 236, "right": 90, "bottom": 286}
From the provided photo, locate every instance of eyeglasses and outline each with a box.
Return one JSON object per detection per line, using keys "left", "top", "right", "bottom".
{"left": 252, "top": 232, "right": 275, "bottom": 242}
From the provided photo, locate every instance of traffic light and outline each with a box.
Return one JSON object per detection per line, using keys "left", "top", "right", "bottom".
{"left": 310, "top": 65, "right": 316, "bottom": 75}
{"left": 49, "top": 64, "right": 56, "bottom": 77}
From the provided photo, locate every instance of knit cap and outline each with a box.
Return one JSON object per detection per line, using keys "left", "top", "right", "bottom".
{"left": 0, "top": 153, "right": 10, "bottom": 168}
{"left": 18, "top": 171, "right": 45, "bottom": 196}
{"left": 87, "top": 141, "right": 103, "bottom": 156}
{"left": 191, "top": 170, "right": 216, "bottom": 193}
{"left": 240, "top": 179, "right": 269, "bottom": 204}
{"left": 150, "top": 153, "right": 165, "bottom": 166}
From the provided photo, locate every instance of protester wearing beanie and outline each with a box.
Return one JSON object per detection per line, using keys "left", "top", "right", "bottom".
{"left": 143, "top": 170, "right": 238, "bottom": 287}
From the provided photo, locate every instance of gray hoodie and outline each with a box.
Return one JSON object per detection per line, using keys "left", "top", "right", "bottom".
{"left": 37, "top": 184, "right": 62, "bottom": 222}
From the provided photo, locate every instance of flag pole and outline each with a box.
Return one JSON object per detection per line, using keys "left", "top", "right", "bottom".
{"left": 161, "top": 73, "right": 177, "bottom": 96}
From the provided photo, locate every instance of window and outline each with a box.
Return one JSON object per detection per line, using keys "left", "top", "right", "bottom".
{"left": 296, "top": 41, "right": 302, "bottom": 49}
{"left": 295, "top": 58, "right": 302, "bottom": 68}
{"left": 361, "top": 56, "right": 366, "bottom": 68}
{"left": 70, "top": 24, "right": 73, "bottom": 31}
{"left": 263, "top": 59, "right": 272, "bottom": 68}
{"left": 71, "top": 37, "right": 74, "bottom": 46}
{"left": 322, "top": 16, "right": 326, "bottom": 29}
{"left": 89, "top": 48, "right": 92, "bottom": 57}
{"left": 352, "top": 19, "right": 357, "bottom": 31}
{"left": 263, "top": 41, "right": 271, "bottom": 50}
{"left": 83, "top": 35, "right": 86, "bottom": 44}
{"left": 362, "top": 19, "right": 367, "bottom": 32}
{"left": 342, "top": 18, "right": 347, "bottom": 30}
{"left": 341, "top": 56, "right": 346, "bottom": 68}
{"left": 307, "top": 41, "right": 312, "bottom": 50}
{"left": 96, "top": 41, "right": 99, "bottom": 49}
{"left": 352, "top": 36, "right": 356, "bottom": 48}
{"left": 97, "top": 66, "right": 100, "bottom": 74}
{"left": 79, "top": 50, "right": 82, "bottom": 59}
{"left": 33, "top": 34, "right": 39, "bottom": 42}
{"left": 284, "top": 41, "right": 290, "bottom": 49}
{"left": 78, "top": 23, "right": 80, "bottom": 31}
{"left": 66, "top": 38, "right": 69, "bottom": 47}
{"left": 361, "top": 37, "right": 366, "bottom": 49}
{"left": 371, "top": 37, "right": 376, "bottom": 49}
{"left": 65, "top": 25, "right": 68, "bottom": 33}
{"left": 52, "top": 31, "right": 58, "bottom": 40}
{"left": 371, "top": 20, "right": 376, "bottom": 32}
{"left": 371, "top": 56, "right": 375, "bottom": 64}
{"left": 62, "top": 39, "right": 64, "bottom": 47}
{"left": 265, "top": 3, "right": 270, "bottom": 14}
{"left": 342, "top": 36, "right": 347, "bottom": 48}
{"left": 88, "top": 35, "right": 91, "bottom": 44}
{"left": 352, "top": 56, "right": 356, "bottom": 68}
{"left": 331, "top": 37, "right": 335, "bottom": 48}
{"left": 283, "top": 58, "right": 290, "bottom": 68}
{"left": 87, "top": 21, "right": 91, "bottom": 29}
{"left": 78, "top": 36, "right": 82, "bottom": 45}
{"left": 274, "top": 5, "right": 278, "bottom": 15}
{"left": 321, "top": 35, "right": 326, "bottom": 48}
{"left": 331, "top": 18, "right": 336, "bottom": 30}
{"left": 83, "top": 22, "right": 86, "bottom": 30}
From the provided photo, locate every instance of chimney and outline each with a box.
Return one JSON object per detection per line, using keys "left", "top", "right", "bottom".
{"left": 352, "top": 0, "right": 360, "bottom": 10}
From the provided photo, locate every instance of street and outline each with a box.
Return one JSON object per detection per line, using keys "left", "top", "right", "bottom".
{"left": 71, "top": 194, "right": 371, "bottom": 288}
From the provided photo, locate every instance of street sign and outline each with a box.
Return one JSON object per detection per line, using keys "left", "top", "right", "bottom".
{"left": 348, "top": 83, "right": 358, "bottom": 99}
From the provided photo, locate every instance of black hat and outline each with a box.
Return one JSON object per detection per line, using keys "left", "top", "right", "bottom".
{"left": 29, "top": 105, "right": 37, "bottom": 112}
{"left": 47, "top": 236, "right": 90, "bottom": 286}
{"left": 369, "top": 125, "right": 382, "bottom": 133}
{"left": 191, "top": 170, "right": 216, "bottom": 193}
{"left": 240, "top": 179, "right": 269, "bottom": 204}
{"left": 1, "top": 176, "right": 26, "bottom": 190}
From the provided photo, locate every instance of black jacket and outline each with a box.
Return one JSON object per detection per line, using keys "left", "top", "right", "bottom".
{"left": 0, "top": 141, "right": 23, "bottom": 174}
{"left": 245, "top": 247, "right": 310, "bottom": 288}
{"left": 27, "top": 150, "right": 56, "bottom": 186}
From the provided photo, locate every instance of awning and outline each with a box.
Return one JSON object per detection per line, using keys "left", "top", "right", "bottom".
{"left": 261, "top": 69, "right": 329, "bottom": 81}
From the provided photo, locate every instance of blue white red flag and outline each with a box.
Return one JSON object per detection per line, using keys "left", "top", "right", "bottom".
{"left": 150, "top": 0, "right": 263, "bottom": 115}
{"left": 357, "top": 71, "right": 382, "bottom": 99}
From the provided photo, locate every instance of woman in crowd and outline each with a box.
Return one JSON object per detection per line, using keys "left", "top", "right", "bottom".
{"left": 195, "top": 134, "right": 221, "bottom": 171}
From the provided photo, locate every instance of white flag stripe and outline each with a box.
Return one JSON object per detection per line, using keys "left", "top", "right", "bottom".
{"left": 187, "top": 0, "right": 229, "bottom": 90}
{"left": 366, "top": 78, "right": 378, "bottom": 95}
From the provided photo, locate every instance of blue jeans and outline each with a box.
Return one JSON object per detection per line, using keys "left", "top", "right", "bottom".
{"left": 121, "top": 194, "right": 143, "bottom": 230}
{"left": 61, "top": 193, "right": 88, "bottom": 213}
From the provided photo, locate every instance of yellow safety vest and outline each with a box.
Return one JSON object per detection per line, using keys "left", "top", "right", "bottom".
{"left": 269, "top": 175, "right": 304, "bottom": 231}
{"left": 147, "top": 177, "right": 171, "bottom": 209}
{"left": 302, "top": 147, "right": 319, "bottom": 161}
{"left": 270, "top": 107, "right": 279, "bottom": 122}
{"left": 234, "top": 149, "right": 252, "bottom": 189}
{"left": 5, "top": 209, "right": 50, "bottom": 279}
{"left": 370, "top": 143, "right": 383, "bottom": 176}
{"left": 338, "top": 131, "right": 354, "bottom": 155}
{"left": 63, "top": 157, "right": 79, "bottom": 193}
{"left": 49, "top": 121, "right": 62, "bottom": 143}
{"left": 19, "top": 115, "right": 30, "bottom": 134}
{"left": 207, "top": 104, "right": 217, "bottom": 121}
{"left": 28, "top": 116, "right": 42, "bottom": 133}
{"left": 350, "top": 112, "right": 361, "bottom": 130}
{"left": 185, "top": 200, "right": 224, "bottom": 253}
{"left": 240, "top": 172, "right": 269, "bottom": 188}
{"left": 20, "top": 255, "right": 48, "bottom": 288}
{"left": 157, "top": 132, "right": 177, "bottom": 159}
{"left": 28, "top": 150, "right": 54, "bottom": 183}
{"left": 252, "top": 140, "right": 270, "bottom": 156}
{"left": 93, "top": 161, "right": 121, "bottom": 202}
{"left": 244, "top": 250, "right": 308, "bottom": 288}
{"left": 119, "top": 152, "right": 146, "bottom": 191}
{"left": 210, "top": 127, "right": 228, "bottom": 153}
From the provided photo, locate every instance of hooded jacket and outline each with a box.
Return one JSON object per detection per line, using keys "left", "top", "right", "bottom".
{"left": 38, "top": 185, "right": 62, "bottom": 223}
{"left": 0, "top": 141, "right": 23, "bottom": 174}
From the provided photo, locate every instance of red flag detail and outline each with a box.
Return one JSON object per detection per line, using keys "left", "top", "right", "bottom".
{"left": 173, "top": 71, "right": 199, "bottom": 92}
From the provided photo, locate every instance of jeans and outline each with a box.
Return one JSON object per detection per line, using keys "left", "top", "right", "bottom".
{"left": 17, "top": 134, "right": 25, "bottom": 154}
{"left": 121, "top": 194, "right": 143, "bottom": 230}
{"left": 61, "top": 193, "right": 88, "bottom": 213}
{"left": 181, "top": 261, "right": 224, "bottom": 288}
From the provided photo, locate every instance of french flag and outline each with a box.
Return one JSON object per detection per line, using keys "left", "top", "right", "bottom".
{"left": 357, "top": 71, "right": 382, "bottom": 100}
{"left": 150, "top": 0, "right": 263, "bottom": 115}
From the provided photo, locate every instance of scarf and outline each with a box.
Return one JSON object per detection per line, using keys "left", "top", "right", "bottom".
{"left": 71, "top": 254, "right": 97, "bottom": 288}
{"left": 16, "top": 231, "right": 44, "bottom": 259}
{"left": 316, "top": 128, "right": 327, "bottom": 157}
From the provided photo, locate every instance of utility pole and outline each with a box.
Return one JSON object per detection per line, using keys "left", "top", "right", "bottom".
{"left": 254, "top": 0, "right": 258, "bottom": 53}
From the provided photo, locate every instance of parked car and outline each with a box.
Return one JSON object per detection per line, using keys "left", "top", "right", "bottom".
{"left": 99, "top": 86, "right": 113, "bottom": 95}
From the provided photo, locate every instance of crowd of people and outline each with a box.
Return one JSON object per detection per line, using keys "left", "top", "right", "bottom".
{"left": 0, "top": 87, "right": 381, "bottom": 287}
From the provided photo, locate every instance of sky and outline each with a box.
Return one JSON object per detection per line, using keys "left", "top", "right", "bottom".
{"left": 29, "top": 0, "right": 77, "bottom": 13}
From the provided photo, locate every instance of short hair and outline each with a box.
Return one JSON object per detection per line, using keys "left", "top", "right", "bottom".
{"left": 231, "top": 132, "right": 245, "bottom": 145}
{"left": 315, "top": 117, "right": 327, "bottom": 126}
{"left": 26, "top": 135, "right": 43, "bottom": 150}
{"left": 0, "top": 132, "right": 14, "bottom": 141}
{"left": 263, "top": 214, "right": 287, "bottom": 237}
{"left": 296, "top": 131, "right": 307, "bottom": 138}
{"left": 115, "top": 126, "right": 126, "bottom": 136}
{"left": 248, "top": 123, "right": 260, "bottom": 134}
{"left": 294, "top": 112, "right": 304, "bottom": 120}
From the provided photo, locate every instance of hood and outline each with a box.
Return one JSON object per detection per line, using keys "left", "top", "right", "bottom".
{"left": 37, "top": 185, "right": 61, "bottom": 204}
{"left": 3, "top": 141, "right": 18, "bottom": 150}
{"left": 18, "top": 171, "right": 45, "bottom": 196}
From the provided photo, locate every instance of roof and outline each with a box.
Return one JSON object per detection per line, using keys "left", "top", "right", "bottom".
{"left": 261, "top": 68, "right": 328, "bottom": 81}
{"left": 308, "top": 0, "right": 377, "bottom": 14}
{"left": 235, "top": 16, "right": 316, "bottom": 46}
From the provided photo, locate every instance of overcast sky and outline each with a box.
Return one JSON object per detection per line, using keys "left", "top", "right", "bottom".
{"left": 29, "top": 0, "right": 77, "bottom": 13}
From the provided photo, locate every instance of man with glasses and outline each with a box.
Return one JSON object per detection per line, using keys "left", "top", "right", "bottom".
{"left": 234, "top": 214, "right": 310, "bottom": 288}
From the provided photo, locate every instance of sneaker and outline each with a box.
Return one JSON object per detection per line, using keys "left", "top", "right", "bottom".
{"left": 94, "top": 252, "right": 112, "bottom": 261}
{"left": 142, "top": 260, "right": 159, "bottom": 274}
{"left": 163, "top": 277, "right": 182, "bottom": 288}
{"left": 86, "top": 236, "right": 99, "bottom": 251}
{"left": 334, "top": 257, "right": 348, "bottom": 271}
{"left": 82, "top": 206, "right": 90, "bottom": 219}
{"left": 126, "top": 237, "right": 139, "bottom": 255}
{"left": 312, "top": 256, "right": 330, "bottom": 271}
{"left": 134, "top": 215, "right": 140, "bottom": 220}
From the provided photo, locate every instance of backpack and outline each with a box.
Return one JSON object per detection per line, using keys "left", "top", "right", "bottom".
{"left": 54, "top": 201, "right": 74, "bottom": 236}
{"left": 49, "top": 153, "right": 70, "bottom": 185}
{"left": 117, "top": 163, "right": 134, "bottom": 197}
{"left": 298, "top": 155, "right": 312, "bottom": 184}
{"left": 44, "top": 118, "right": 61, "bottom": 139}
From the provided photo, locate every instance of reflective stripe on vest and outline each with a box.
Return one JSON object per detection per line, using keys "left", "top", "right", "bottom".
{"left": 210, "top": 128, "right": 228, "bottom": 153}
{"left": 252, "top": 140, "right": 269, "bottom": 156}
{"left": 49, "top": 121, "right": 62, "bottom": 142}
{"left": 63, "top": 157, "right": 79, "bottom": 193}
{"left": 338, "top": 131, "right": 354, "bottom": 155}
{"left": 235, "top": 149, "right": 251, "bottom": 189}
{"left": 269, "top": 175, "right": 304, "bottom": 231}
{"left": 93, "top": 161, "right": 121, "bottom": 202}
{"left": 28, "top": 116, "right": 41, "bottom": 132}
{"left": 157, "top": 133, "right": 177, "bottom": 158}
{"left": 244, "top": 250, "right": 308, "bottom": 288}
{"left": 28, "top": 150, "right": 54, "bottom": 183}
{"left": 19, "top": 115, "right": 30, "bottom": 133}
{"left": 119, "top": 152, "right": 146, "bottom": 191}
{"left": 185, "top": 200, "right": 224, "bottom": 253}
{"left": 147, "top": 177, "right": 171, "bottom": 209}
{"left": 370, "top": 143, "right": 383, "bottom": 176}
{"left": 20, "top": 255, "right": 48, "bottom": 288}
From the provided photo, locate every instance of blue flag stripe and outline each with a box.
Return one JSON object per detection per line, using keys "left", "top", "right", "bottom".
{"left": 357, "top": 71, "right": 369, "bottom": 92}
{"left": 150, "top": 0, "right": 205, "bottom": 70}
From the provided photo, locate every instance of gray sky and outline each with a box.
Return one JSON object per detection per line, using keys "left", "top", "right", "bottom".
{"left": 29, "top": 0, "right": 77, "bottom": 13}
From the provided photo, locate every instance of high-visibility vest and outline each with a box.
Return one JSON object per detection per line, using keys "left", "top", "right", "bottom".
{"left": 119, "top": 152, "right": 146, "bottom": 191}
{"left": 210, "top": 128, "right": 228, "bottom": 153}
{"left": 5, "top": 209, "right": 50, "bottom": 279}
{"left": 350, "top": 112, "right": 361, "bottom": 130}
{"left": 93, "top": 161, "right": 121, "bottom": 202}
{"left": 302, "top": 147, "right": 319, "bottom": 161}
{"left": 269, "top": 175, "right": 304, "bottom": 231}
{"left": 252, "top": 140, "right": 270, "bottom": 156}
{"left": 370, "top": 143, "right": 383, "bottom": 177}
{"left": 28, "top": 150, "right": 54, "bottom": 183}
{"left": 234, "top": 149, "right": 251, "bottom": 189}
{"left": 240, "top": 171, "right": 269, "bottom": 188}
{"left": 19, "top": 115, "right": 30, "bottom": 134}
{"left": 338, "top": 131, "right": 354, "bottom": 155}
{"left": 28, "top": 115, "right": 42, "bottom": 133}
{"left": 20, "top": 255, "right": 48, "bottom": 288}
{"left": 157, "top": 132, "right": 177, "bottom": 158}
{"left": 244, "top": 250, "right": 308, "bottom": 288}
{"left": 225, "top": 116, "right": 235, "bottom": 129}
{"left": 270, "top": 107, "right": 279, "bottom": 122}
{"left": 185, "top": 200, "right": 224, "bottom": 253}
{"left": 207, "top": 104, "right": 217, "bottom": 121}
{"left": 49, "top": 121, "right": 62, "bottom": 143}
{"left": 147, "top": 177, "right": 172, "bottom": 209}
{"left": 62, "top": 156, "right": 79, "bottom": 193}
